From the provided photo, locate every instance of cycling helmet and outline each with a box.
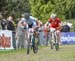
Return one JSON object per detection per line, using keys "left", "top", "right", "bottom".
{"left": 24, "top": 13, "right": 30, "bottom": 20}
{"left": 50, "top": 13, "right": 56, "bottom": 18}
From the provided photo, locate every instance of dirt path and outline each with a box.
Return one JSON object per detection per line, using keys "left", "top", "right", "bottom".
{"left": 0, "top": 45, "right": 75, "bottom": 61}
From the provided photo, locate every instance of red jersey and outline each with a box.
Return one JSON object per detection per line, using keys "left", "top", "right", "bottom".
{"left": 48, "top": 18, "right": 61, "bottom": 28}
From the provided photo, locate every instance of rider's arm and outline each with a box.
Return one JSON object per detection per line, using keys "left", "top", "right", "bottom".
{"left": 56, "top": 22, "right": 62, "bottom": 31}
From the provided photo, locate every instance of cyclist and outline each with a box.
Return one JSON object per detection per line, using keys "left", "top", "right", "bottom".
{"left": 46, "top": 13, "right": 62, "bottom": 48}
{"left": 23, "top": 13, "right": 39, "bottom": 54}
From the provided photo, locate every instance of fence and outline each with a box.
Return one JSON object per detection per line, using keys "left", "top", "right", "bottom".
{"left": 0, "top": 30, "right": 75, "bottom": 50}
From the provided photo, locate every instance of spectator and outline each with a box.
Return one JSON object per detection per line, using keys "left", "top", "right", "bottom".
{"left": 7, "top": 16, "right": 15, "bottom": 31}
{"left": 38, "top": 24, "right": 44, "bottom": 45}
{"left": 61, "top": 22, "right": 70, "bottom": 32}
{"left": 16, "top": 20, "right": 28, "bottom": 49}
{"left": 1, "top": 19, "right": 7, "bottom": 30}
{"left": 0, "top": 14, "right": 3, "bottom": 29}
{"left": 43, "top": 25, "right": 50, "bottom": 46}
{"left": 0, "top": 14, "right": 7, "bottom": 30}
{"left": 7, "top": 16, "right": 16, "bottom": 49}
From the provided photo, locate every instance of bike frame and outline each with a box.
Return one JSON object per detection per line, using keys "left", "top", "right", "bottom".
{"left": 27, "top": 28, "right": 38, "bottom": 54}
{"left": 50, "top": 28, "right": 59, "bottom": 51}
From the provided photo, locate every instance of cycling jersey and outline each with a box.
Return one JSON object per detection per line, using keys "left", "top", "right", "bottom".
{"left": 26, "top": 18, "right": 37, "bottom": 28}
{"left": 48, "top": 18, "right": 61, "bottom": 28}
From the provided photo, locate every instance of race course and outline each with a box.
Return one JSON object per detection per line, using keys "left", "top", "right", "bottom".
{"left": 0, "top": 45, "right": 75, "bottom": 61}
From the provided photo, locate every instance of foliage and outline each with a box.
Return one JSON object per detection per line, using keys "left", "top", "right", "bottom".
{"left": 0, "top": 0, "right": 75, "bottom": 23}
{"left": 29, "top": 0, "right": 75, "bottom": 23}
{"left": 0, "top": 0, "right": 31, "bottom": 18}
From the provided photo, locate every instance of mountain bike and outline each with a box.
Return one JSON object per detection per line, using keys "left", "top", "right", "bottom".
{"left": 50, "top": 28, "right": 59, "bottom": 51}
{"left": 27, "top": 28, "right": 38, "bottom": 54}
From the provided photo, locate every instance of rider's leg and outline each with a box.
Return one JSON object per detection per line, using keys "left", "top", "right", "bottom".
{"left": 56, "top": 30, "right": 62, "bottom": 46}
{"left": 50, "top": 28, "right": 55, "bottom": 44}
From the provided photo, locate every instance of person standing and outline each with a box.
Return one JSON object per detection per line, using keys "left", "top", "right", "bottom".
{"left": 7, "top": 16, "right": 15, "bottom": 31}
{"left": 0, "top": 14, "right": 7, "bottom": 30}
{"left": 7, "top": 16, "right": 16, "bottom": 49}
{"left": 16, "top": 18, "right": 28, "bottom": 49}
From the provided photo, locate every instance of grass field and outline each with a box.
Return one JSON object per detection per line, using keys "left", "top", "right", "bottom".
{"left": 0, "top": 45, "right": 75, "bottom": 61}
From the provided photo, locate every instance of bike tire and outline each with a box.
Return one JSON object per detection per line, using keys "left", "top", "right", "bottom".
{"left": 32, "top": 35, "right": 38, "bottom": 53}
{"left": 54, "top": 33, "right": 59, "bottom": 51}
{"left": 33, "top": 44, "right": 38, "bottom": 53}
{"left": 55, "top": 43, "right": 59, "bottom": 51}
{"left": 50, "top": 41, "right": 54, "bottom": 49}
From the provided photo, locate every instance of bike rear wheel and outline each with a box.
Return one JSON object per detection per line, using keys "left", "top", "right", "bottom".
{"left": 55, "top": 43, "right": 59, "bottom": 51}
{"left": 32, "top": 35, "right": 38, "bottom": 53}
{"left": 54, "top": 33, "right": 59, "bottom": 51}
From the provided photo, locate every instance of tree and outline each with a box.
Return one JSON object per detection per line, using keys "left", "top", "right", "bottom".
{"left": 29, "top": 0, "right": 75, "bottom": 23}
{"left": 0, "top": 0, "right": 31, "bottom": 18}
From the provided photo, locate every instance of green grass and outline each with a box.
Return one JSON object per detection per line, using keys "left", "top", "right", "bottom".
{"left": 0, "top": 45, "right": 75, "bottom": 61}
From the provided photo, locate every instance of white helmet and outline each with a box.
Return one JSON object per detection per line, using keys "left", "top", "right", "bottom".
{"left": 50, "top": 13, "right": 56, "bottom": 18}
